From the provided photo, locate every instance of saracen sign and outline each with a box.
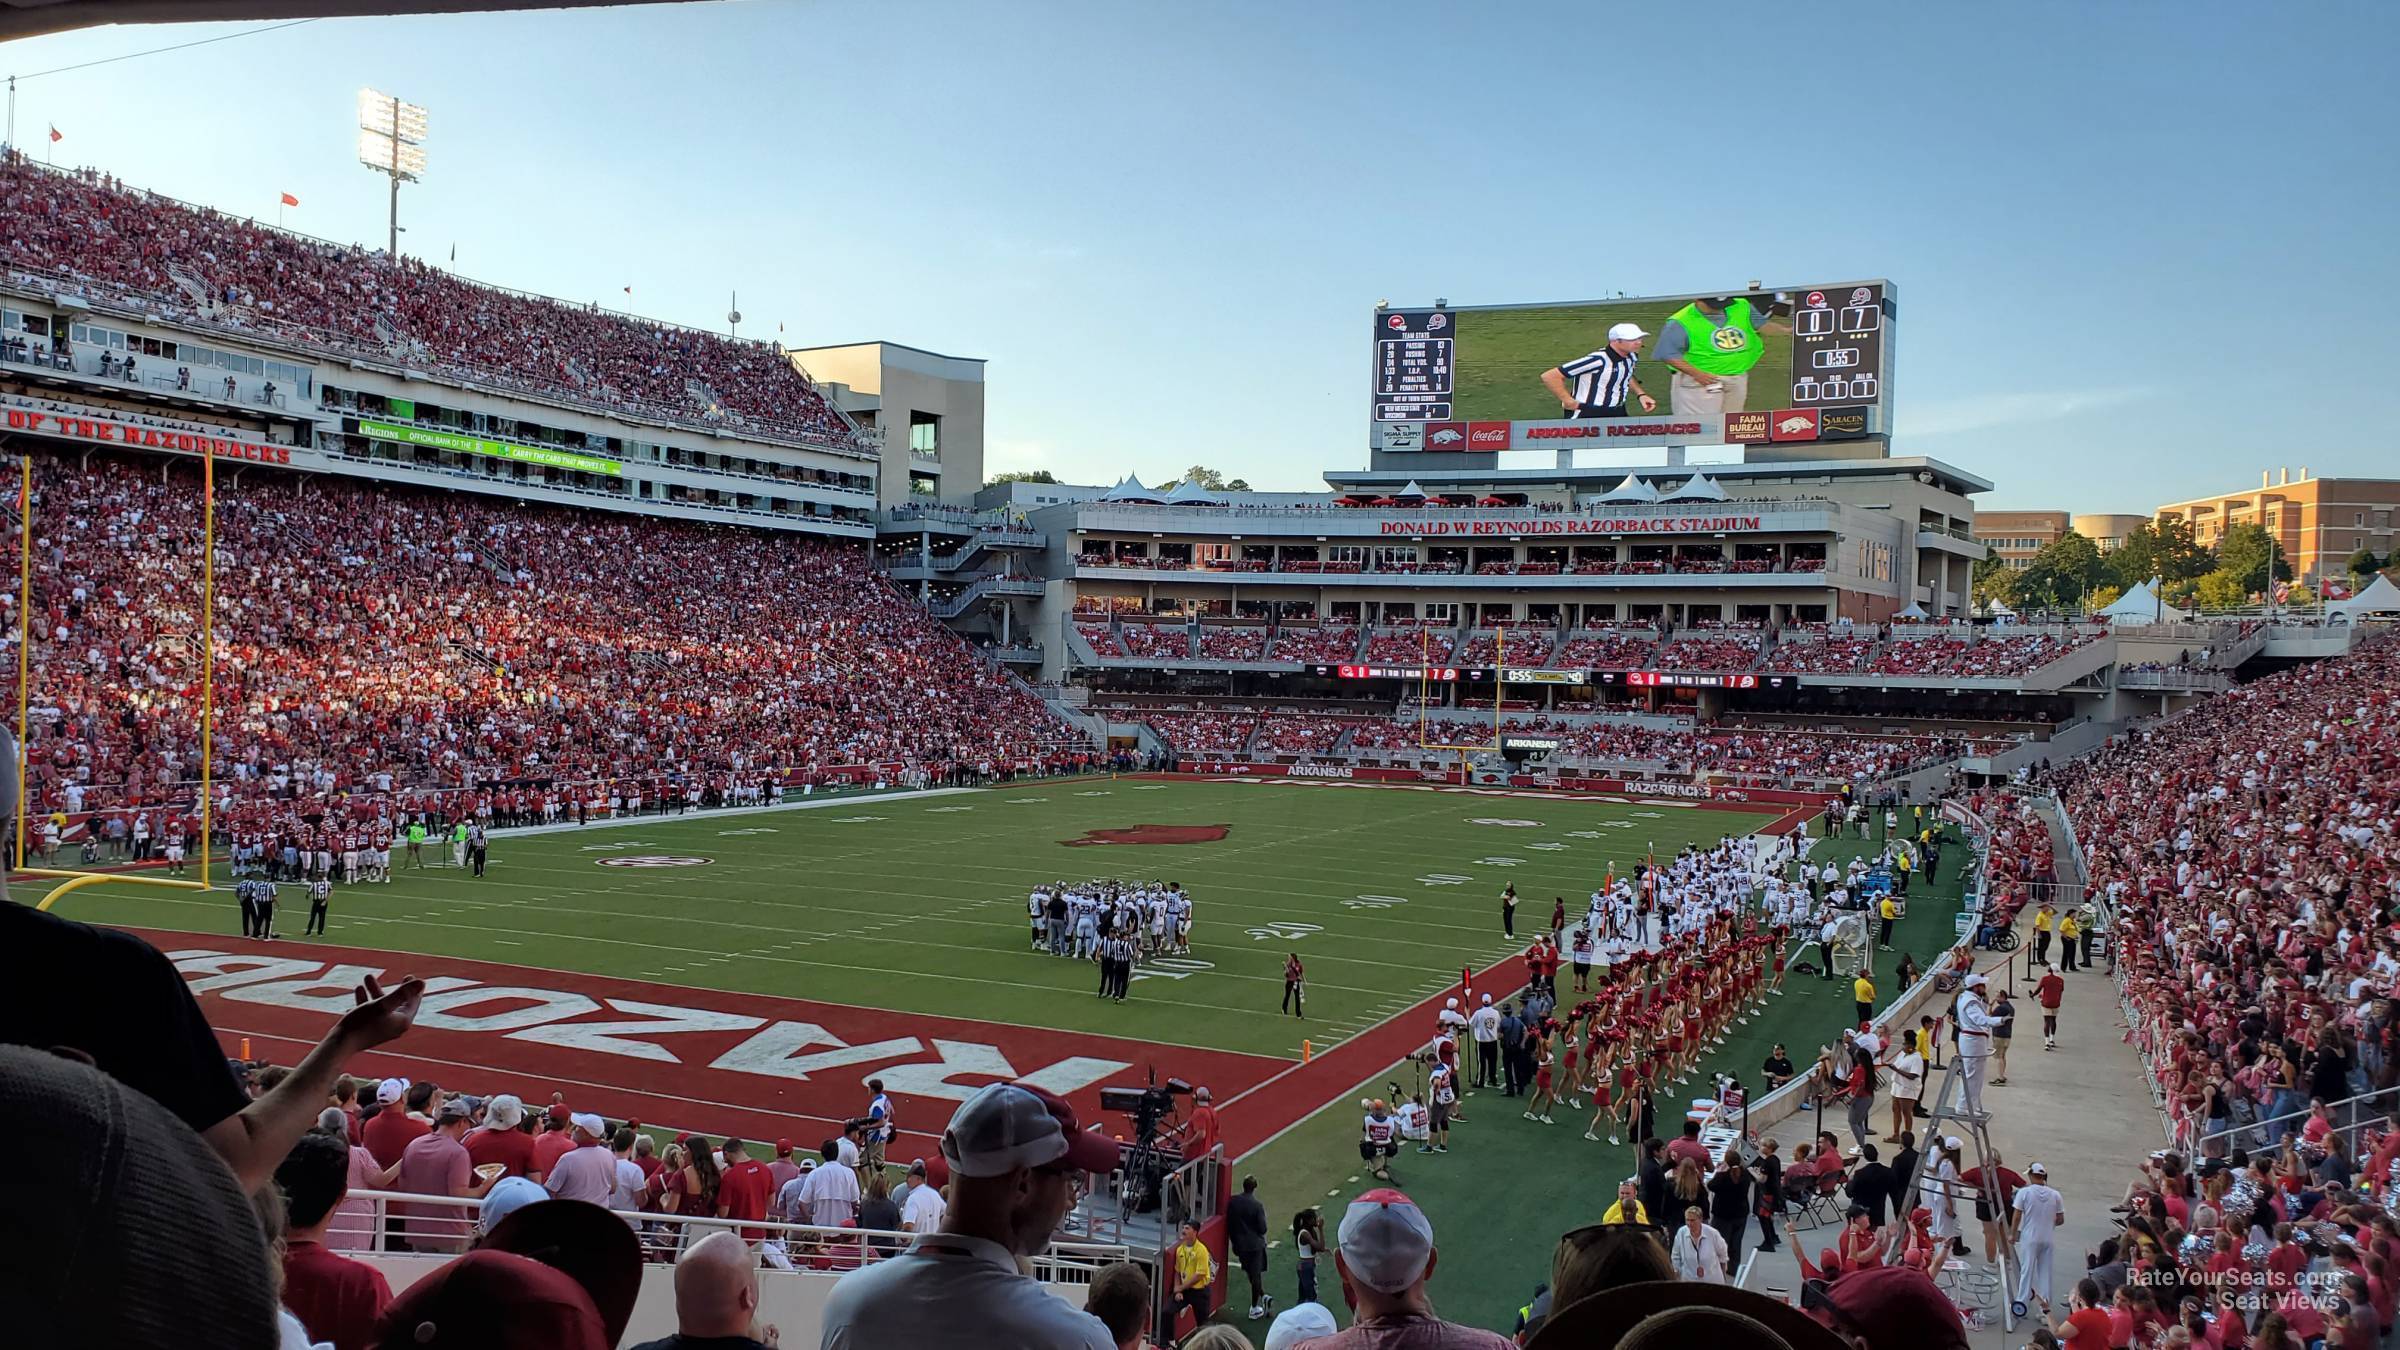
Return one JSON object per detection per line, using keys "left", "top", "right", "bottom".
{"left": 3, "top": 395, "right": 295, "bottom": 464}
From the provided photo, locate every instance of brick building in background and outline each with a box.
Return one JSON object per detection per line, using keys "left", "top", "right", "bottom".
{"left": 2156, "top": 469, "right": 2400, "bottom": 586}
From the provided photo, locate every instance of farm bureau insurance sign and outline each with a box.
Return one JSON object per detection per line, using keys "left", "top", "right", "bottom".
{"left": 1378, "top": 515, "right": 1764, "bottom": 537}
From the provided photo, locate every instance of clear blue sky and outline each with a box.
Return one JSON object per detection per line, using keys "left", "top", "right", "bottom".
{"left": 7, "top": 1, "right": 2394, "bottom": 510}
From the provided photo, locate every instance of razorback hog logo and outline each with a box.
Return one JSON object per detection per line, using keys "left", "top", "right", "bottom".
{"left": 1063, "top": 824, "right": 1232, "bottom": 847}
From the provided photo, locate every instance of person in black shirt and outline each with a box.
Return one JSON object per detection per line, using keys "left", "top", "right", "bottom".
{"left": 1637, "top": 1139, "right": 1669, "bottom": 1234}
{"left": 1889, "top": 1130, "right": 1920, "bottom": 1198}
{"left": 1845, "top": 1142, "right": 1895, "bottom": 1227}
{"left": 1762, "top": 1044, "right": 1798, "bottom": 1089}
{"left": 1750, "top": 1140, "right": 1784, "bottom": 1252}
{"left": 1707, "top": 1151, "right": 1753, "bottom": 1269}
{"left": 1226, "top": 1174, "right": 1273, "bottom": 1320}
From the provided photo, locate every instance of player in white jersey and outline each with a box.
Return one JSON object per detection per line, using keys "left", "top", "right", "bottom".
{"left": 1029, "top": 889, "right": 1049, "bottom": 950}
{"left": 1168, "top": 891, "right": 1192, "bottom": 953}
{"left": 163, "top": 833, "right": 186, "bottom": 876}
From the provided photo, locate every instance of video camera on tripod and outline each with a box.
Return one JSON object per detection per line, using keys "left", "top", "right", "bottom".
{"left": 1098, "top": 1074, "right": 1192, "bottom": 1148}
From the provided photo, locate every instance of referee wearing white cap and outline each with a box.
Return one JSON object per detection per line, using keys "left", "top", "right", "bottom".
{"left": 1540, "top": 322, "right": 1658, "bottom": 418}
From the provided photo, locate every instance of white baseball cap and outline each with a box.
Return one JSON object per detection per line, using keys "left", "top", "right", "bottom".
{"left": 1964, "top": 973, "right": 1988, "bottom": 989}
{"left": 569, "top": 1112, "right": 608, "bottom": 1140}
{"left": 1265, "top": 1303, "right": 1340, "bottom": 1350}
{"left": 1608, "top": 322, "right": 1649, "bottom": 342}
{"left": 2028, "top": 1162, "right": 2049, "bottom": 1177}
{"left": 1337, "top": 1189, "right": 1435, "bottom": 1293}
{"left": 1480, "top": 994, "right": 1492, "bottom": 1005}
{"left": 1445, "top": 997, "right": 1458, "bottom": 1009}
{"left": 374, "top": 1077, "right": 409, "bottom": 1105}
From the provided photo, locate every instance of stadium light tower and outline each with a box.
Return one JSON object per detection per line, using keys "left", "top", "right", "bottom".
{"left": 357, "top": 88, "right": 428, "bottom": 260}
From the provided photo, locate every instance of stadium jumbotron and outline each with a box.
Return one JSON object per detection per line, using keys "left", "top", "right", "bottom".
{"left": 3, "top": 10, "right": 2398, "bottom": 1350}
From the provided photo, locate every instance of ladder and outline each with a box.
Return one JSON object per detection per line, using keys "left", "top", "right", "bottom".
{"left": 1898, "top": 1049, "right": 2018, "bottom": 1335}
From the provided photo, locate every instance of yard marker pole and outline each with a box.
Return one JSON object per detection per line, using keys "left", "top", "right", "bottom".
{"left": 199, "top": 452, "right": 215, "bottom": 891}
{"left": 15, "top": 457, "right": 33, "bottom": 871}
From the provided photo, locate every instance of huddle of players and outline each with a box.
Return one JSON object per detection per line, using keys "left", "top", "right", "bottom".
{"left": 1029, "top": 880, "right": 1195, "bottom": 960}
{"left": 230, "top": 827, "right": 397, "bottom": 886}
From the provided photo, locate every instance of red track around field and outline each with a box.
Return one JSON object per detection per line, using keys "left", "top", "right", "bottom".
{"left": 129, "top": 926, "right": 1537, "bottom": 1166}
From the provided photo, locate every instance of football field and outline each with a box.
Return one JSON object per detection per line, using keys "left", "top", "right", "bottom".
{"left": 36, "top": 774, "right": 1962, "bottom": 1341}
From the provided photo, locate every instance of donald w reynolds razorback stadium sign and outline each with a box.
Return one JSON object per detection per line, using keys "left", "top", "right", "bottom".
{"left": 1379, "top": 515, "right": 1764, "bottom": 537}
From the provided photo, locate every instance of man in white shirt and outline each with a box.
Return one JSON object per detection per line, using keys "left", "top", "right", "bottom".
{"left": 1671, "top": 1205, "right": 1730, "bottom": 1282}
{"left": 542, "top": 1113, "right": 618, "bottom": 1207}
{"left": 1467, "top": 995, "right": 1502, "bottom": 1090}
{"left": 2012, "top": 1162, "right": 2066, "bottom": 1316}
{"left": 610, "top": 1127, "right": 646, "bottom": 1215}
{"left": 797, "top": 1140, "right": 862, "bottom": 1227}
{"left": 898, "top": 1158, "right": 947, "bottom": 1233}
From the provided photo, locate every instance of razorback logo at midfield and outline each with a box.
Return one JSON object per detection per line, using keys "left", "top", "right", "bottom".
{"left": 1062, "top": 824, "right": 1232, "bottom": 847}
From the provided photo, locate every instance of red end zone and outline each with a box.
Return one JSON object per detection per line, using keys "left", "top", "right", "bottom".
{"left": 127, "top": 926, "right": 1538, "bottom": 1164}
{"left": 131, "top": 929, "right": 1286, "bottom": 1163}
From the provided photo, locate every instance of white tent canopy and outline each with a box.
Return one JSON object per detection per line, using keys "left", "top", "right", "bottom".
{"left": 1392, "top": 480, "right": 1429, "bottom": 501}
{"left": 1658, "top": 473, "right": 1729, "bottom": 503}
{"left": 1594, "top": 474, "right": 1658, "bottom": 504}
{"left": 2098, "top": 579, "right": 2189, "bottom": 625}
{"left": 1894, "top": 602, "right": 1929, "bottom": 620}
{"left": 1162, "top": 479, "right": 1223, "bottom": 505}
{"left": 2329, "top": 573, "right": 2400, "bottom": 622}
{"left": 1098, "top": 475, "right": 1163, "bottom": 503}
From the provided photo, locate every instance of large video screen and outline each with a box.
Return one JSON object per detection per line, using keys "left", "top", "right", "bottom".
{"left": 1371, "top": 282, "right": 1891, "bottom": 453}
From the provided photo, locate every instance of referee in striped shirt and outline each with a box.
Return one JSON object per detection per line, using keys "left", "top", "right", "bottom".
{"left": 1541, "top": 321, "right": 1658, "bottom": 417}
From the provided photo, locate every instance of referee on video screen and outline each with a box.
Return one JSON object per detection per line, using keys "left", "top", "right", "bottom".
{"left": 1541, "top": 321, "right": 1658, "bottom": 418}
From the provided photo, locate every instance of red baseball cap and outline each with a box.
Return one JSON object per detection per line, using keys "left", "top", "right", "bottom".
{"left": 1806, "top": 1265, "right": 1967, "bottom": 1350}
{"left": 776, "top": 1137, "right": 793, "bottom": 1155}
{"left": 373, "top": 1250, "right": 609, "bottom": 1350}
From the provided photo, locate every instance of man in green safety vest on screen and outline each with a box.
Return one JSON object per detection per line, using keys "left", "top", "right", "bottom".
{"left": 1651, "top": 294, "right": 1791, "bottom": 421}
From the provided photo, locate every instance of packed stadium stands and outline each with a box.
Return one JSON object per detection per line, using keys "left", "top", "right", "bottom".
{"left": 1264, "top": 625, "right": 1359, "bottom": 664}
{"left": 1763, "top": 627, "right": 1879, "bottom": 674}
{"left": 0, "top": 449, "right": 1087, "bottom": 819}
{"left": 1362, "top": 626, "right": 1455, "bottom": 664}
{"left": 1193, "top": 624, "right": 1269, "bottom": 662}
{"left": 1652, "top": 630, "right": 1764, "bottom": 673}
{"left": 1551, "top": 627, "right": 1664, "bottom": 671}
{"left": 3, "top": 157, "right": 853, "bottom": 446}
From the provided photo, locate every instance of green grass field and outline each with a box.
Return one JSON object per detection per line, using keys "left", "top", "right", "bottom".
{"left": 35, "top": 776, "right": 1963, "bottom": 1344}
{"left": 49, "top": 778, "right": 1779, "bottom": 1061}
{"left": 1451, "top": 299, "right": 1797, "bottom": 423}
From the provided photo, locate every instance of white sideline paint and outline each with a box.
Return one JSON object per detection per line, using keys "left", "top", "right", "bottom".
{"left": 484, "top": 784, "right": 982, "bottom": 840}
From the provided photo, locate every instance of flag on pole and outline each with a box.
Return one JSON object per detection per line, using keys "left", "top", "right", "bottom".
{"left": 279, "top": 192, "right": 299, "bottom": 207}
{"left": 622, "top": 286, "right": 632, "bottom": 295}
{"left": 449, "top": 243, "right": 456, "bottom": 262}
{"left": 48, "top": 125, "right": 62, "bottom": 143}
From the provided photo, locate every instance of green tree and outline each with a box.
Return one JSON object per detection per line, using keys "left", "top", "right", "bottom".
{"left": 983, "top": 469, "right": 1058, "bottom": 488}
{"left": 2015, "top": 531, "right": 2109, "bottom": 611}
{"left": 2194, "top": 569, "right": 2249, "bottom": 610}
{"left": 2214, "top": 523, "right": 2290, "bottom": 592}
{"left": 1160, "top": 465, "right": 1230, "bottom": 492}
{"left": 2107, "top": 517, "right": 2212, "bottom": 590}
{"left": 2348, "top": 546, "right": 2385, "bottom": 579}
{"left": 1225, "top": 478, "right": 1252, "bottom": 493}
{"left": 2088, "top": 583, "right": 2124, "bottom": 611}
{"left": 1971, "top": 554, "right": 2020, "bottom": 610}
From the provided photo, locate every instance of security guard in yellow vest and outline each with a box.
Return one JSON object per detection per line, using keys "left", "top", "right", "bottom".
{"left": 1878, "top": 891, "right": 1901, "bottom": 950}
{"left": 1653, "top": 295, "right": 1792, "bottom": 420}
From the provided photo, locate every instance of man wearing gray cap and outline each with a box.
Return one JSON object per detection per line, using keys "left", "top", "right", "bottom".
{"left": 820, "top": 1081, "right": 1120, "bottom": 1348}
{"left": 1298, "top": 1188, "right": 1512, "bottom": 1349}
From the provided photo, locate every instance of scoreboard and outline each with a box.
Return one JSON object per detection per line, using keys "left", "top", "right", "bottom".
{"left": 1785, "top": 283, "right": 1887, "bottom": 408}
{"left": 1372, "top": 310, "right": 1454, "bottom": 422}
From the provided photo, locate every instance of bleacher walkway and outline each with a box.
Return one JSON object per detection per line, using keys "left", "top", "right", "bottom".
{"left": 1741, "top": 807, "right": 2156, "bottom": 1347}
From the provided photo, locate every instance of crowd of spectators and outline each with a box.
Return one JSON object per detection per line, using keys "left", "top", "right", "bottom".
{"left": 1266, "top": 626, "right": 1360, "bottom": 663}
{"left": 1553, "top": 627, "right": 1665, "bottom": 671}
{"left": 2043, "top": 631, "right": 2400, "bottom": 1350}
{"left": 1767, "top": 633, "right": 1881, "bottom": 674}
{"left": 1341, "top": 711, "right": 1992, "bottom": 786}
{"left": 1145, "top": 711, "right": 1258, "bottom": 756}
{"left": 2, "top": 449, "right": 1088, "bottom": 821}
{"left": 5, "top": 157, "right": 855, "bottom": 446}
{"left": 1363, "top": 627, "right": 1457, "bottom": 664}
{"left": 1653, "top": 632, "right": 1765, "bottom": 674}
{"left": 1117, "top": 622, "right": 1191, "bottom": 659}
{"left": 1455, "top": 628, "right": 1554, "bottom": 667}
{"left": 1194, "top": 625, "right": 1269, "bottom": 661}
{"left": 1248, "top": 713, "right": 1355, "bottom": 755}
{"left": 1075, "top": 623, "right": 1128, "bottom": 657}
